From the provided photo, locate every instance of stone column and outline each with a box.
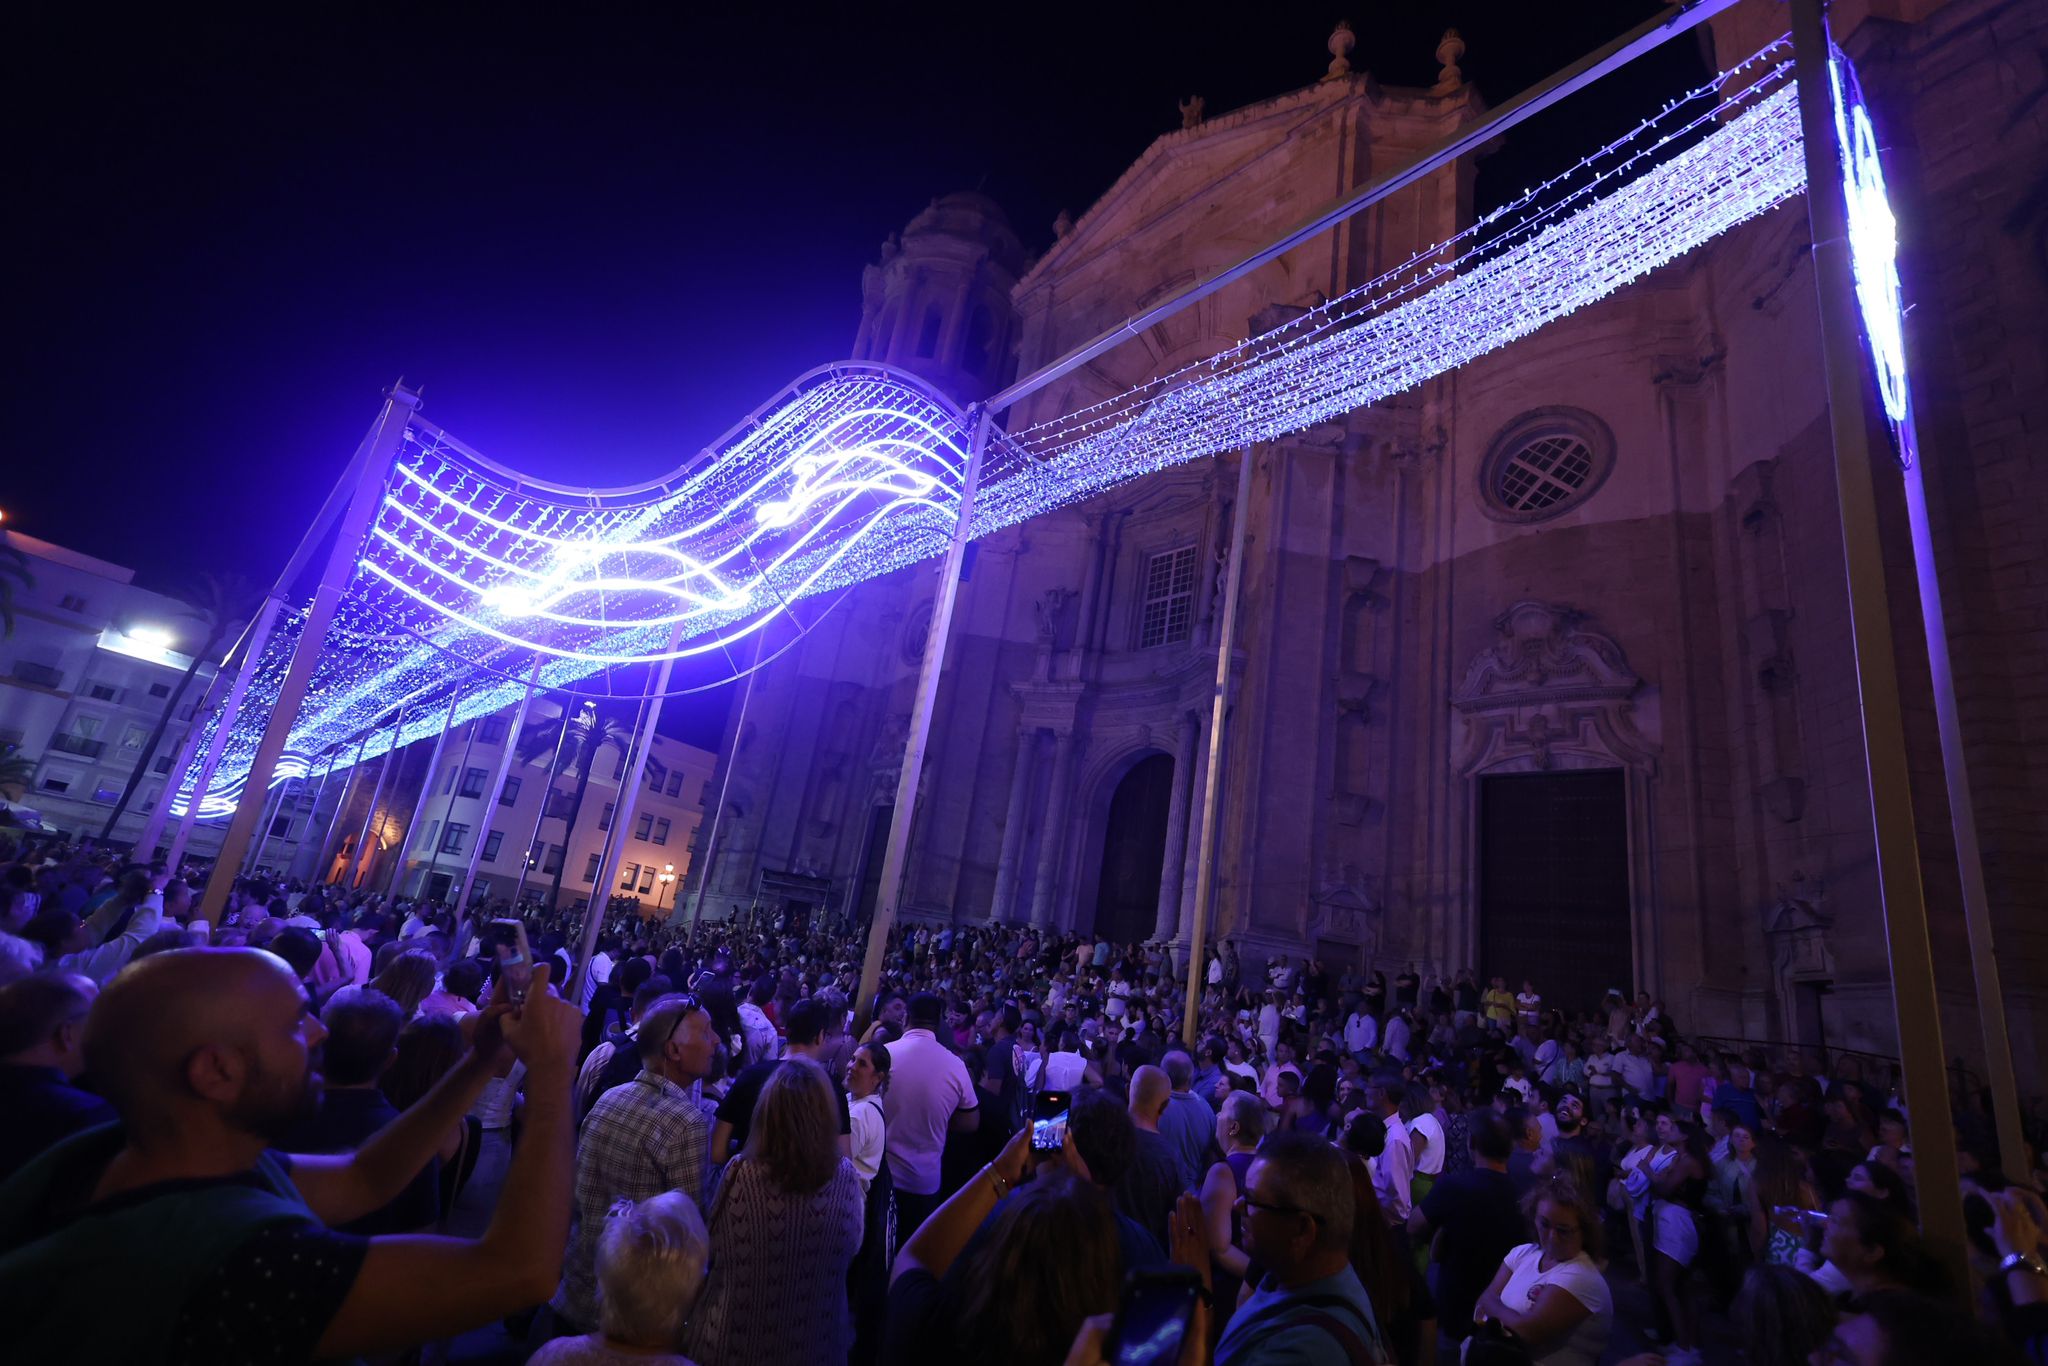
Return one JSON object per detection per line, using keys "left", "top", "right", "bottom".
{"left": 1153, "top": 711, "right": 1200, "bottom": 941}
{"left": 1174, "top": 731, "right": 1211, "bottom": 948}
{"left": 989, "top": 728, "right": 1041, "bottom": 924}
{"left": 1067, "top": 513, "right": 1112, "bottom": 681}
{"left": 1028, "top": 729, "right": 1079, "bottom": 928}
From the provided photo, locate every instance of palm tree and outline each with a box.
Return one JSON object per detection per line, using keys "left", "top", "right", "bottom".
{"left": 99, "top": 572, "right": 257, "bottom": 844}
{"left": 516, "top": 696, "right": 639, "bottom": 910}
{"left": 0, "top": 540, "right": 31, "bottom": 639}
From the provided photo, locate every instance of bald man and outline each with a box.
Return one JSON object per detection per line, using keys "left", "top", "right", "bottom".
{"left": 1118, "top": 1065, "right": 1184, "bottom": 1249}
{"left": 0, "top": 947, "right": 582, "bottom": 1362}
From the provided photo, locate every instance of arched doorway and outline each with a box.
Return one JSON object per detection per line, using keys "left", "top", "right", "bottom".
{"left": 1091, "top": 753, "right": 1174, "bottom": 942}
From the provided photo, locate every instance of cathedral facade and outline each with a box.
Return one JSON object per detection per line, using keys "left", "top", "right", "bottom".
{"left": 694, "top": 0, "right": 2048, "bottom": 1081}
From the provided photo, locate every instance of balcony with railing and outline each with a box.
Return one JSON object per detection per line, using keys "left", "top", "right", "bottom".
{"left": 5, "top": 661, "right": 66, "bottom": 690}
{"left": 48, "top": 733, "right": 106, "bottom": 758}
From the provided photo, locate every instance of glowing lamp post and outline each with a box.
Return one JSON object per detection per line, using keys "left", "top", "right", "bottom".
{"left": 655, "top": 863, "right": 676, "bottom": 917}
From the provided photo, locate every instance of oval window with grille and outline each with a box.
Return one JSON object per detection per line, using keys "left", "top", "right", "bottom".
{"left": 1479, "top": 408, "right": 1616, "bottom": 523}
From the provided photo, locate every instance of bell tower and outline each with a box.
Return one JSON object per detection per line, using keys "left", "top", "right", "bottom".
{"left": 853, "top": 191, "right": 1028, "bottom": 406}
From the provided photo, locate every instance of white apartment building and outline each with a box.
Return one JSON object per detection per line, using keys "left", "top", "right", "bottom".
{"left": 0, "top": 530, "right": 225, "bottom": 852}
{"left": 266, "top": 701, "right": 716, "bottom": 918}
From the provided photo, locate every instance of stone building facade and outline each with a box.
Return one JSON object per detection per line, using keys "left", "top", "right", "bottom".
{"left": 693, "top": 0, "right": 2048, "bottom": 1078}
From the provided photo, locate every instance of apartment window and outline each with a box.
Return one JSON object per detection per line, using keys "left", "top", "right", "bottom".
{"left": 152, "top": 755, "right": 173, "bottom": 773}
{"left": 544, "top": 791, "right": 574, "bottom": 821}
{"left": 527, "top": 839, "right": 545, "bottom": 869}
{"left": 478, "top": 716, "right": 507, "bottom": 744}
{"left": 119, "top": 725, "right": 149, "bottom": 752}
{"left": 88, "top": 683, "right": 118, "bottom": 702}
{"left": 1137, "top": 545, "right": 1198, "bottom": 648}
{"left": 483, "top": 830, "right": 505, "bottom": 861}
{"left": 666, "top": 771, "right": 683, "bottom": 798}
{"left": 543, "top": 843, "right": 563, "bottom": 875}
{"left": 701, "top": 780, "right": 713, "bottom": 805}
{"left": 459, "top": 766, "right": 488, "bottom": 798}
{"left": 620, "top": 861, "right": 640, "bottom": 890}
{"left": 440, "top": 822, "right": 470, "bottom": 855}
{"left": 443, "top": 764, "right": 458, "bottom": 794}
{"left": 639, "top": 866, "right": 656, "bottom": 894}
{"left": 583, "top": 853, "right": 601, "bottom": 883}
{"left": 635, "top": 812, "right": 654, "bottom": 841}
{"left": 599, "top": 802, "right": 615, "bottom": 832}
{"left": 60, "top": 594, "right": 87, "bottom": 612}
{"left": 652, "top": 817, "right": 671, "bottom": 846}
{"left": 268, "top": 814, "right": 292, "bottom": 838}
{"left": 40, "top": 775, "right": 71, "bottom": 793}
{"left": 148, "top": 682, "right": 171, "bottom": 698}
{"left": 499, "top": 775, "right": 521, "bottom": 807}
{"left": 92, "top": 784, "right": 120, "bottom": 804}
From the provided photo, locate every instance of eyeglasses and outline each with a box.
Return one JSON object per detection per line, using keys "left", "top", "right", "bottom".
{"left": 656, "top": 994, "right": 703, "bottom": 1050}
{"left": 1236, "top": 1193, "right": 1320, "bottom": 1222}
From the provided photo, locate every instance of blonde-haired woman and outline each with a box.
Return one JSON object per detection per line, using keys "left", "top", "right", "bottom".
{"left": 367, "top": 948, "right": 438, "bottom": 1017}
{"left": 681, "top": 1055, "right": 863, "bottom": 1366}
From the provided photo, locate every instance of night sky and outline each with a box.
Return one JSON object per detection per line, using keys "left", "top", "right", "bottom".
{"left": 13, "top": 3, "right": 1703, "bottom": 746}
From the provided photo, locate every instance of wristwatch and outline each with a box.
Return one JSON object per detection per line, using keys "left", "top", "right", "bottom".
{"left": 2000, "top": 1251, "right": 2048, "bottom": 1279}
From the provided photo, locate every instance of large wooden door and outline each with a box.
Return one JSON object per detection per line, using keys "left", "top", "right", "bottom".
{"left": 1092, "top": 754, "right": 1175, "bottom": 943}
{"left": 1478, "top": 769, "right": 1632, "bottom": 1014}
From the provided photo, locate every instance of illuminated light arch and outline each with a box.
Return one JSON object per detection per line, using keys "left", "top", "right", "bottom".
{"left": 1827, "top": 47, "right": 1911, "bottom": 433}
{"left": 179, "top": 40, "right": 1824, "bottom": 819}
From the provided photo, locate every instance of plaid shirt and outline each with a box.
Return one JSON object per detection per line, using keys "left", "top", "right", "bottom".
{"left": 551, "top": 1068, "right": 712, "bottom": 1327}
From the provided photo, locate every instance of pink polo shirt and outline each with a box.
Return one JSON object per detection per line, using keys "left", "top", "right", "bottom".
{"left": 881, "top": 1027, "right": 977, "bottom": 1196}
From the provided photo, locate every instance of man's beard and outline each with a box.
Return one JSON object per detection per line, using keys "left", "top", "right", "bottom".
{"left": 229, "top": 1049, "right": 324, "bottom": 1142}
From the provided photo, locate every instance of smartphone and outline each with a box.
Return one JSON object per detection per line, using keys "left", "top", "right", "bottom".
{"left": 1032, "top": 1089, "right": 1072, "bottom": 1154}
{"left": 1108, "top": 1266, "right": 1203, "bottom": 1365}
{"left": 491, "top": 917, "right": 534, "bottom": 1005}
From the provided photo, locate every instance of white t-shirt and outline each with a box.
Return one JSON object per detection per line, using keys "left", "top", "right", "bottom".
{"left": 1343, "top": 1011, "right": 1378, "bottom": 1055}
{"left": 1409, "top": 1110, "right": 1446, "bottom": 1176}
{"left": 1498, "top": 1243, "right": 1612, "bottom": 1366}
{"left": 849, "top": 1092, "right": 887, "bottom": 1196}
{"left": 1044, "top": 1049, "right": 1088, "bottom": 1092}
{"left": 1651, "top": 1200, "right": 1700, "bottom": 1268}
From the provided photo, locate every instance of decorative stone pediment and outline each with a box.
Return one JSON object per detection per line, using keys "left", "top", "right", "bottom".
{"left": 1452, "top": 602, "right": 1658, "bottom": 775}
{"left": 1454, "top": 602, "right": 1639, "bottom": 710}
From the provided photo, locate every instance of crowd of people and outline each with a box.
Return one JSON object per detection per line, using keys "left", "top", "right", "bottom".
{"left": 2, "top": 833, "right": 2046, "bottom": 1365}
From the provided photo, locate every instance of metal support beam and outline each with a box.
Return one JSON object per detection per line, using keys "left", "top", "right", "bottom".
{"left": 342, "top": 707, "right": 407, "bottom": 891}
{"left": 1900, "top": 451, "right": 2027, "bottom": 1184}
{"left": 1791, "top": 0, "right": 1966, "bottom": 1276}
{"left": 853, "top": 406, "right": 990, "bottom": 1029}
{"left": 197, "top": 384, "right": 419, "bottom": 925}
{"left": 385, "top": 693, "right": 461, "bottom": 895}
{"left": 1181, "top": 448, "right": 1256, "bottom": 1049}
{"left": 167, "top": 595, "right": 285, "bottom": 873}
{"left": 314, "top": 729, "right": 375, "bottom": 885}
{"left": 454, "top": 659, "right": 544, "bottom": 925}
{"left": 575, "top": 640, "right": 683, "bottom": 999}
{"left": 684, "top": 636, "right": 763, "bottom": 929}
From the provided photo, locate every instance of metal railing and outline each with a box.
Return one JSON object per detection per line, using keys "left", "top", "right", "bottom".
{"left": 48, "top": 733, "right": 105, "bottom": 758}
{"left": 1691, "top": 1033, "right": 1986, "bottom": 1102}
{"left": 6, "top": 661, "right": 65, "bottom": 689}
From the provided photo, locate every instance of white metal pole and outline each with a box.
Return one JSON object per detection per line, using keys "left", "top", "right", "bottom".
{"left": 197, "top": 385, "right": 420, "bottom": 926}
{"left": 416, "top": 706, "right": 483, "bottom": 906}
{"left": 1181, "top": 448, "right": 1255, "bottom": 1048}
{"left": 1790, "top": 0, "right": 1965, "bottom": 1270}
{"left": 853, "top": 406, "right": 990, "bottom": 1029}
{"left": 314, "top": 729, "right": 375, "bottom": 885}
{"left": 384, "top": 693, "right": 461, "bottom": 896}
{"left": 342, "top": 707, "right": 407, "bottom": 891}
{"left": 453, "top": 659, "right": 545, "bottom": 925}
{"left": 167, "top": 595, "right": 286, "bottom": 873}
{"left": 577, "top": 641, "right": 682, "bottom": 998}
{"left": 685, "top": 633, "right": 764, "bottom": 929}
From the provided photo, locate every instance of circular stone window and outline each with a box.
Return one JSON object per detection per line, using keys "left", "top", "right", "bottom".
{"left": 1479, "top": 407, "right": 1616, "bottom": 523}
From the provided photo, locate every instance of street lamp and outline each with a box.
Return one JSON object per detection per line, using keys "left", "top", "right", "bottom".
{"left": 656, "top": 862, "right": 677, "bottom": 917}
